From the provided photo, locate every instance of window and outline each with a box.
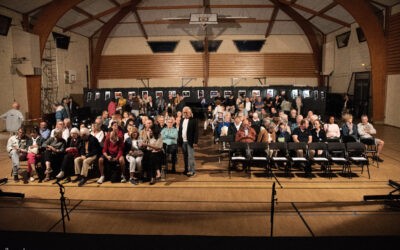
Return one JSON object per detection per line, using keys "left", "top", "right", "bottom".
{"left": 233, "top": 40, "right": 265, "bottom": 52}
{"left": 52, "top": 32, "right": 70, "bottom": 50}
{"left": 335, "top": 31, "right": 351, "bottom": 49}
{"left": 190, "top": 40, "right": 222, "bottom": 52}
{"left": 147, "top": 41, "right": 179, "bottom": 53}
{"left": 0, "top": 14, "right": 12, "bottom": 36}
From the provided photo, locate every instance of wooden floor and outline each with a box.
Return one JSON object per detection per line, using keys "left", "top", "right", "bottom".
{"left": 1, "top": 124, "right": 400, "bottom": 248}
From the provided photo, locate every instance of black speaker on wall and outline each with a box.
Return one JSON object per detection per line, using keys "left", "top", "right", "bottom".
{"left": 52, "top": 32, "right": 70, "bottom": 50}
{"left": 356, "top": 27, "right": 366, "bottom": 43}
{"left": 0, "top": 14, "right": 12, "bottom": 36}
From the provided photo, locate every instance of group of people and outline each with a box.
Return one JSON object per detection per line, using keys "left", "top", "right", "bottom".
{"left": 4, "top": 90, "right": 384, "bottom": 184}
{"left": 204, "top": 92, "right": 384, "bottom": 168}
{"left": 6, "top": 95, "right": 198, "bottom": 186}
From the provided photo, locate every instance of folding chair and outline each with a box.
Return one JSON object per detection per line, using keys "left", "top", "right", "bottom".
{"left": 307, "top": 142, "right": 329, "bottom": 174}
{"left": 326, "top": 142, "right": 350, "bottom": 178}
{"left": 346, "top": 142, "right": 370, "bottom": 179}
{"left": 228, "top": 142, "right": 249, "bottom": 178}
{"left": 248, "top": 142, "right": 269, "bottom": 178}
{"left": 218, "top": 135, "right": 234, "bottom": 163}
{"left": 287, "top": 142, "right": 310, "bottom": 176}
{"left": 360, "top": 138, "right": 379, "bottom": 168}
{"left": 268, "top": 142, "right": 289, "bottom": 176}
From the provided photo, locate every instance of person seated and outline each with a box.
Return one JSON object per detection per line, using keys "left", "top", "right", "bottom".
{"left": 55, "top": 127, "right": 82, "bottom": 182}
{"left": 235, "top": 118, "right": 256, "bottom": 143}
{"left": 311, "top": 120, "right": 327, "bottom": 143}
{"left": 161, "top": 117, "right": 178, "bottom": 173}
{"left": 26, "top": 126, "right": 45, "bottom": 182}
{"left": 91, "top": 122, "right": 105, "bottom": 146}
{"left": 324, "top": 116, "right": 341, "bottom": 142}
{"left": 73, "top": 127, "right": 102, "bottom": 186}
{"left": 341, "top": 113, "right": 359, "bottom": 142}
{"left": 251, "top": 112, "right": 262, "bottom": 135}
{"left": 228, "top": 116, "right": 242, "bottom": 137}
{"left": 276, "top": 122, "right": 291, "bottom": 143}
{"left": 97, "top": 130, "right": 126, "bottom": 184}
{"left": 292, "top": 119, "right": 312, "bottom": 173}
{"left": 6, "top": 127, "right": 30, "bottom": 182}
{"left": 216, "top": 112, "right": 232, "bottom": 140}
{"left": 257, "top": 118, "right": 276, "bottom": 143}
{"left": 51, "top": 120, "right": 70, "bottom": 142}
{"left": 203, "top": 105, "right": 214, "bottom": 134}
{"left": 39, "top": 121, "right": 51, "bottom": 140}
{"left": 125, "top": 127, "right": 143, "bottom": 185}
{"left": 357, "top": 115, "right": 384, "bottom": 162}
{"left": 40, "top": 129, "right": 66, "bottom": 182}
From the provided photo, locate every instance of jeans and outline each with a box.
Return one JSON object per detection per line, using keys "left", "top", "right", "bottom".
{"left": 182, "top": 142, "right": 195, "bottom": 173}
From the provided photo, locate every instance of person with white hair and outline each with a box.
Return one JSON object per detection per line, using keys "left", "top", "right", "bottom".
{"left": 55, "top": 127, "right": 82, "bottom": 182}
{"left": 72, "top": 127, "right": 102, "bottom": 186}
{"left": 178, "top": 106, "right": 198, "bottom": 177}
{"left": 0, "top": 101, "right": 24, "bottom": 134}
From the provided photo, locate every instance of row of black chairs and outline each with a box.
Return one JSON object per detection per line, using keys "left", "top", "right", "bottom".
{"left": 225, "top": 140, "right": 371, "bottom": 179}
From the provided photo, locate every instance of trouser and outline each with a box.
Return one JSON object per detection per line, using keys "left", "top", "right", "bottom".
{"left": 126, "top": 155, "right": 143, "bottom": 173}
{"left": 60, "top": 153, "right": 75, "bottom": 176}
{"left": 148, "top": 151, "right": 162, "bottom": 179}
{"left": 204, "top": 119, "right": 214, "bottom": 130}
{"left": 74, "top": 155, "right": 97, "bottom": 177}
{"left": 164, "top": 144, "right": 177, "bottom": 171}
{"left": 27, "top": 153, "right": 41, "bottom": 173}
{"left": 182, "top": 142, "right": 195, "bottom": 173}
{"left": 9, "top": 149, "right": 26, "bottom": 176}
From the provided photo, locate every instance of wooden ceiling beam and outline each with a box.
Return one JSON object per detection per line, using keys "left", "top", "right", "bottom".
{"left": 279, "top": 0, "right": 351, "bottom": 27}
{"left": 265, "top": 7, "right": 279, "bottom": 38}
{"left": 132, "top": 9, "right": 148, "bottom": 40}
{"left": 73, "top": 6, "right": 106, "bottom": 24}
{"left": 335, "top": 0, "right": 387, "bottom": 122}
{"left": 91, "top": 0, "right": 142, "bottom": 88}
{"left": 24, "top": 1, "right": 53, "bottom": 15}
{"left": 307, "top": 2, "right": 338, "bottom": 20}
{"left": 109, "top": 0, "right": 121, "bottom": 7}
{"left": 270, "top": 0, "right": 323, "bottom": 85}
{"left": 63, "top": 1, "right": 132, "bottom": 32}
{"left": 136, "top": 4, "right": 274, "bottom": 10}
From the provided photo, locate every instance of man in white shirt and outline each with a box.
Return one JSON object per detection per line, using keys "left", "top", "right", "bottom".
{"left": 0, "top": 102, "right": 24, "bottom": 134}
{"left": 178, "top": 107, "right": 198, "bottom": 177}
{"left": 357, "top": 115, "right": 384, "bottom": 162}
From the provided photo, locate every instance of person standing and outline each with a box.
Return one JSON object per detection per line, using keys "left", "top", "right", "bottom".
{"left": 1, "top": 101, "right": 24, "bottom": 134}
{"left": 178, "top": 106, "right": 198, "bottom": 177}
{"left": 161, "top": 117, "right": 178, "bottom": 173}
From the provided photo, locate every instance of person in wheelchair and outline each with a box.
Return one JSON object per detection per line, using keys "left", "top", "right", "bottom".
{"left": 357, "top": 115, "right": 384, "bottom": 162}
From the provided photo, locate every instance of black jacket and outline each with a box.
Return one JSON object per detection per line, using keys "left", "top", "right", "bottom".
{"left": 79, "top": 134, "right": 102, "bottom": 158}
{"left": 178, "top": 117, "right": 198, "bottom": 147}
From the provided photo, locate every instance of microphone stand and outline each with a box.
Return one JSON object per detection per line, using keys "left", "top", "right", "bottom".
{"left": 55, "top": 181, "right": 70, "bottom": 233}
{"left": 270, "top": 182, "right": 278, "bottom": 237}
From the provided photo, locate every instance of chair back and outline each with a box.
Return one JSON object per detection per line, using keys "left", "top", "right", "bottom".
{"left": 346, "top": 142, "right": 366, "bottom": 156}
{"left": 308, "top": 142, "right": 327, "bottom": 151}
{"left": 327, "top": 142, "right": 346, "bottom": 157}
{"left": 249, "top": 142, "right": 268, "bottom": 156}
{"left": 287, "top": 142, "right": 307, "bottom": 151}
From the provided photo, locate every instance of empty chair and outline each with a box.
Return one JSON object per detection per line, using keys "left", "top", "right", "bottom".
{"left": 218, "top": 135, "right": 234, "bottom": 163}
{"left": 360, "top": 138, "right": 379, "bottom": 168}
{"left": 287, "top": 142, "right": 310, "bottom": 176}
{"left": 346, "top": 142, "right": 370, "bottom": 179}
{"left": 268, "top": 142, "right": 289, "bottom": 176}
{"left": 326, "top": 142, "right": 350, "bottom": 177}
{"left": 307, "top": 142, "right": 329, "bottom": 174}
{"left": 247, "top": 142, "right": 269, "bottom": 178}
{"left": 228, "top": 142, "right": 249, "bottom": 178}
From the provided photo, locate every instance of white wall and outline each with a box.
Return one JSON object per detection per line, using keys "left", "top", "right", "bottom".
{"left": 100, "top": 34, "right": 317, "bottom": 88}
{"left": 325, "top": 23, "right": 370, "bottom": 93}
{"left": 385, "top": 74, "right": 400, "bottom": 127}
{"left": 0, "top": 7, "right": 28, "bottom": 130}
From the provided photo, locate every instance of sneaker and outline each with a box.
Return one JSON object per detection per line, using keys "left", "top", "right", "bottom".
{"left": 97, "top": 176, "right": 105, "bottom": 184}
{"left": 186, "top": 172, "right": 193, "bottom": 177}
{"left": 29, "top": 177, "right": 35, "bottom": 182}
{"left": 121, "top": 175, "right": 127, "bottom": 183}
{"left": 78, "top": 178, "right": 87, "bottom": 187}
{"left": 56, "top": 171, "right": 64, "bottom": 179}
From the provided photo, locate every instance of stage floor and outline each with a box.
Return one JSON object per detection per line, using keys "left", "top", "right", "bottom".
{"left": 0, "top": 124, "right": 400, "bottom": 240}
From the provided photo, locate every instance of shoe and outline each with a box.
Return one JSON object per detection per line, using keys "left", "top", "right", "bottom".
{"left": 44, "top": 168, "right": 53, "bottom": 175}
{"left": 38, "top": 179, "right": 43, "bottom": 183}
{"left": 43, "top": 177, "right": 50, "bottom": 182}
{"left": 121, "top": 175, "right": 127, "bottom": 183}
{"left": 72, "top": 176, "right": 81, "bottom": 183}
{"left": 29, "top": 177, "right": 35, "bottom": 182}
{"left": 150, "top": 178, "right": 156, "bottom": 185}
{"left": 78, "top": 178, "right": 87, "bottom": 187}
{"left": 13, "top": 175, "right": 19, "bottom": 182}
{"left": 97, "top": 176, "right": 105, "bottom": 184}
{"left": 56, "top": 171, "right": 64, "bottom": 179}
{"left": 374, "top": 156, "right": 384, "bottom": 162}
{"left": 129, "top": 178, "right": 138, "bottom": 185}
{"left": 191, "top": 172, "right": 196, "bottom": 177}
{"left": 186, "top": 172, "right": 192, "bottom": 177}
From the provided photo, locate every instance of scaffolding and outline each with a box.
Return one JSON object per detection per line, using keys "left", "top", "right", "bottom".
{"left": 41, "top": 39, "right": 59, "bottom": 115}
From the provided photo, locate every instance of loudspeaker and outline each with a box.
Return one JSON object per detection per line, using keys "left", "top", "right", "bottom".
{"left": 52, "top": 32, "right": 70, "bottom": 50}
{"left": 356, "top": 27, "right": 366, "bottom": 43}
